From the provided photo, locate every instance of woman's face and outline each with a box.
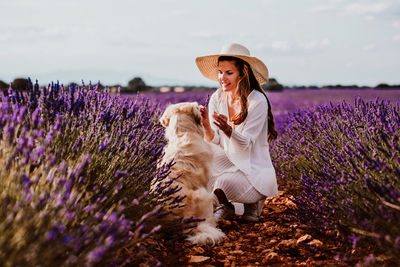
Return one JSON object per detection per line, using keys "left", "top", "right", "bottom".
{"left": 218, "top": 60, "right": 240, "bottom": 93}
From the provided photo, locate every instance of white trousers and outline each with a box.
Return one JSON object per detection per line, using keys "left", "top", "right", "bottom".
{"left": 209, "top": 145, "right": 265, "bottom": 215}
{"left": 212, "top": 169, "right": 264, "bottom": 204}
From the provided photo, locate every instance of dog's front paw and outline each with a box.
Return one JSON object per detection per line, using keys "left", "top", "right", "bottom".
{"left": 205, "top": 236, "right": 217, "bottom": 247}
{"left": 187, "top": 222, "right": 226, "bottom": 245}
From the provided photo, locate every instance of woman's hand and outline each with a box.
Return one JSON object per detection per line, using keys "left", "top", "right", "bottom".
{"left": 199, "top": 105, "right": 211, "bottom": 130}
{"left": 199, "top": 105, "right": 215, "bottom": 142}
{"left": 212, "top": 112, "right": 232, "bottom": 137}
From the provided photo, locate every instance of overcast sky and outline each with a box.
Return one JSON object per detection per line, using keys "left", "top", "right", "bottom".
{"left": 1, "top": 0, "right": 400, "bottom": 87}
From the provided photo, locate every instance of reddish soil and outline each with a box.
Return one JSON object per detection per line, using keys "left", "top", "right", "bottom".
{"left": 129, "top": 191, "right": 351, "bottom": 266}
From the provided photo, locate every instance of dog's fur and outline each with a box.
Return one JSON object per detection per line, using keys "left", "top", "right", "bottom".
{"left": 158, "top": 102, "right": 225, "bottom": 245}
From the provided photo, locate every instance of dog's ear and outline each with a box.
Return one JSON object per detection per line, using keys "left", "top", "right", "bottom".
{"left": 160, "top": 104, "right": 175, "bottom": 127}
{"left": 177, "top": 102, "right": 201, "bottom": 125}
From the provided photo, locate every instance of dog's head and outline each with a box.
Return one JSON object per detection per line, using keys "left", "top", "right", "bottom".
{"left": 160, "top": 102, "right": 203, "bottom": 137}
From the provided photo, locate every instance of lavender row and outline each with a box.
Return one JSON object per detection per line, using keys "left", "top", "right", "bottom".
{"left": 0, "top": 79, "right": 186, "bottom": 266}
{"left": 271, "top": 98, "right": 400, "bottom": 264}
{"left": 133, "top": 89, "right": 400, "bottom": 134}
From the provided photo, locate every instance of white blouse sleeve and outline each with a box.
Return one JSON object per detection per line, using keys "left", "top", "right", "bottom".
{"left": 208, "top": 93, "right": 220, "bottom": 145}
{"left": 225, "top": 94, "right": 268, "bottom": 175}
{"left": 229, "top": 97, "right": 268, "bottom": 150}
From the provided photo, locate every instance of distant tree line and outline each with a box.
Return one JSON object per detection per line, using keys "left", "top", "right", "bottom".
{"left": 261, "top": 78, "right": 284, "bottom": 92}
{"left": 1, "top": 77, "right": 400, "bottom": 94}
{"left": 0, "top": 77, "right": 152, "bottom": 94}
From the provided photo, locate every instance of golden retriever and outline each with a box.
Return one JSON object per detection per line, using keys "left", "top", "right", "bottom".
{"left": 158, "top": 102, "right": 225, "bottom": 245}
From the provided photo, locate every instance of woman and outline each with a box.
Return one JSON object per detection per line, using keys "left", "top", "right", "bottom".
{"left": 196, "top": 43, "right": 278, "bottom": 222}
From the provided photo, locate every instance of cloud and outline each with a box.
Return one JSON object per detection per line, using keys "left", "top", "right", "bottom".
{"left": 256, "top": 38, "right": 332, "bottom": 54}
{"left": 345, "top": 61, "right": 353, "bottom": 68}
{"left": 393, "top": 21, "right": 400, "bottom": 28}
{"left": 310, "top": 1, "right": 400, "bottom": 21}
{"left": 362, "top": 43, "right": 376, "bottom": 51}
{"left": 0, "top": 26, "right": 69, "bottom": 44}
{"left": 0, "top": 33, "right": 11, "bottom": 42}
{"left": 309, "top": 5, "right": 336, "bottom": 13}
{"left": 0, "top": 24, "right": 102, "bottom": 45}
{"left": 342, "top": 1, "right": 400, "bottom": 20}
{"left": 189, "top": 31, "right": 225, "bottom": 40}
{"left": 270, "top": 40, "right": 291, "bottom": 52}
{"left": 393, "top": 34, "right": 400, "bottom": 41}
{"left": 300, "top": 38, "right": 331, "bottom": 51}
{"left": 344, "top": 3, "right": 389, "bottom": 15}
{"left": 364, "top": 15, "right": 375, "bottom": 21}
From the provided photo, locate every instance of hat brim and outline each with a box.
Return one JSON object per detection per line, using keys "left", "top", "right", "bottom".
{"left": 195, "top": 54, "right": 269, "bottom": 85}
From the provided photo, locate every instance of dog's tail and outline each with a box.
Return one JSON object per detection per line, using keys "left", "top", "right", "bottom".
{"left": 186, "top": 221, "right": 225, "bottom": 246}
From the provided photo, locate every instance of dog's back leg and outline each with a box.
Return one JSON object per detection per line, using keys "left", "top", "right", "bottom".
{"left": 185, "top": 188, "right": 225, "bottom": 245}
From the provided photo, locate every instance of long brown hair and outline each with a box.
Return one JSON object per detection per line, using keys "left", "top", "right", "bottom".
{"left": 218, "top": 56, "right": 278, "bottom": 142}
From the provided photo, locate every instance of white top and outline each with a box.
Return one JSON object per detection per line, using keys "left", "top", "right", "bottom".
{"left": 208, "top": 88, "right": 278, "bottom": 197}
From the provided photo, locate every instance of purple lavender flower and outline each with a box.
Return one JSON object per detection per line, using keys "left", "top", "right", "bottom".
{"left": 87, "top": 246, "right": 106, "bottom": 263}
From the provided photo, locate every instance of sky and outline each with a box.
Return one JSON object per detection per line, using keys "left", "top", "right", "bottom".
{"left": 1, "top": 0, "right": 400, "bottom": 87}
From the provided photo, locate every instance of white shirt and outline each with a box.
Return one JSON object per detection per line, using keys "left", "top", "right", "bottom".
{"left": 208, "top": 88, "right": 278, "bottom": 197}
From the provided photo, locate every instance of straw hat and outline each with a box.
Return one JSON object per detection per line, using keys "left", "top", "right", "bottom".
{"left": 195, "top": 43, "right": 269, "bottom": 85}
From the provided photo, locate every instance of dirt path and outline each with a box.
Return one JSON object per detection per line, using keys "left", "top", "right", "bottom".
{"left": 133, "top": 191, "right": 350, "bottom": 266}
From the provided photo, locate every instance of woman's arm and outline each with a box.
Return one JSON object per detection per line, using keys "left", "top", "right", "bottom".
{"left": 200, "top": 105, "right": 215, "bottom": 142}
{"left": 228, "top": 96, "right": 268, "bottom": 151}
{"left": 212, "top": 113, "right": 232, "bottom": 137}
{"left": 200, "top": 94, "right": 221, "bottom": 144}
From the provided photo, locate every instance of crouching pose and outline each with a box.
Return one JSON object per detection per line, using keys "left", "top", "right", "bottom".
{"left": 196, "top": 43, "right": 279, "bottom": 222}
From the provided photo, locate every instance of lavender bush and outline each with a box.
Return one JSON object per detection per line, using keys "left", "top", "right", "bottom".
{"left": 134, "top": 88, "right": 400, "bottom": 135}
{"left": 271, "top": 97, "right": 400, "bottom": 264}
{"left": 0, "top": 79, "right": 184, "bottom": 266}
{"left": 3, "top": 81, "right": 400, "bottom": 265}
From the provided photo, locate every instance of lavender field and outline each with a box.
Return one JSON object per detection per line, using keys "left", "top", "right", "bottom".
{"left": 136, "top": 88, "right": 400, "bottom": 133}
{"left": 1, "top": 81, "right": 400, "bottom": 266}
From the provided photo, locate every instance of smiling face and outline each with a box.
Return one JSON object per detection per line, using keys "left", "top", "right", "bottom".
{"left": 217, "top": 60, "right": 240, "bottom": 93}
